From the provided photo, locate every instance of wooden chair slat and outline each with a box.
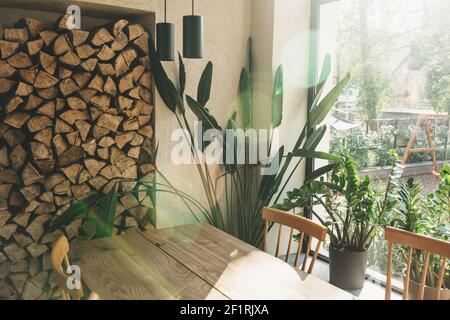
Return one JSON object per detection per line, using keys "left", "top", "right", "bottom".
{"left": 263, "top": 208, "right": 326, "bottom": 274}
{"left": 434, "top": 258, "right": 447, "bottom": 300}
{"left": 403, "top": 247, "right": 413, "bottom": 300}
{"left": 385, "top": 242, "right": 393, "bottom": 300}
{"left": 417, "top": 252, "right": 430, "bottom": 300}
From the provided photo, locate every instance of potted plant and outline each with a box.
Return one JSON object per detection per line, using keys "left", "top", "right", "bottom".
{"left": 275, "top": 150, "right": 403, "bottom": 290}
{"left": 391, "top": 165, "right": 450, "bottom": 300}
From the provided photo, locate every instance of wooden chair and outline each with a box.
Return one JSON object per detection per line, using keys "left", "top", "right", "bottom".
{"left": 385, "top": 227, "right": 450, "bottom": 300}
{"left": 51, "top": 235, "right": 99, "bottom": 300}
{"left": 262, "top": 207, "right": 327, "bottom": 274}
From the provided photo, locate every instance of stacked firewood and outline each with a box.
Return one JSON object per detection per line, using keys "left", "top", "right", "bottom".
{"left": 0, "top": 15, "right": 155, "bottom": 299}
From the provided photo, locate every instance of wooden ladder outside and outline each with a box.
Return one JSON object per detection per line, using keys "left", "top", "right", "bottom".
{"left": 401, "top": 115, "right": 450, "bottom": 176}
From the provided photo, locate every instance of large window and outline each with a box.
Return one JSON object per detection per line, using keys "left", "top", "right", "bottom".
{"left": 310, "top": 0, "right": 450, "bottom": 281}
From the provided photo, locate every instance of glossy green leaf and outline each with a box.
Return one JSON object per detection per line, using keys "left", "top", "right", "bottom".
{"left": 303, "top": 125, "right": 327, "bottom": 150}
{"left": 272, "top": 65, "right": 283, "bottom": 128}
{"left": 304, "top": 164, "right": 336, "bottom": 184}
{"left": 95, "top": 186, "right": 117, "bottom": 238}
{"left": 292, "top": 150, "right": 341, "bottom": 162}
{"left": 186, "top": 95, "right": 222, "bottom": 131}
{"left": 197, "top": 62, "right": 213, "bottom": 107}
{"left": 238, "top": 68, "right": 252, "bottom": 129}
{"left": 178, "top": 52, "right": 186, "bottom": 99}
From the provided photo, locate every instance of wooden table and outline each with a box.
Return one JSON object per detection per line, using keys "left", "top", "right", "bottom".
{"left": 72, "top": 223, "right": 355, "bottom": 300}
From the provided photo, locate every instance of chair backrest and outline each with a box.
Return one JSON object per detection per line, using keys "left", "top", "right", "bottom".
{"left": 262, "top": 207, "right": 327, "bottom": 274}
{"left": 385, "top": 227, "right": 450, "bottom": 300}
{"left": 51, "top": 235, "right": 99, "bottom": 300}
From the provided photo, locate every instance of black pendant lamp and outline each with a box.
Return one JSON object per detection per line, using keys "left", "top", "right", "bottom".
{"left": 157, "top": 0, "right": 174, "bottom": 61}
{"left": 183, "top": 0, "right": 203, "bottom": 59}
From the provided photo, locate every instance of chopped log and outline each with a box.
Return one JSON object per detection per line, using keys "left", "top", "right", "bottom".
{"left": 22, "top": 163, "right": 43, "bottom": 186}
{"left": 80, "top": 57, "right": 98, "bottom": 72}
{"left": 53, "top": 34, "right": 72, "bottom": 56}
{"left": 28, "top": 115, "right": 52, "bottom": 133}
{"left": 44, "top": 173, "right": 65, "bottom": 191}
{"left": 62, "top": 163, "right": 82, "bottom": 184}
{"left": 88, "top": 176, "right": 108, "bottom": 191}
{"left": 128, "top": 87, "right": 141, "bottom": 100}
{"left": 98, "top": 63, "right": 115, "bottom": 76}
{"left": 72, "top": 72, "right": 92, "bottom": 88}
{"left": 60, "top": 50, "right": 81, "bottom": 67}
{"left": 75, "top": 120, "right": 91, "bottom": 141}
{"left": 113, "top": 20, "right": 129, "bottom": 37}
{"left": 39, "top": 31, "right": 58, "bottom": 46}
{"left": 56, "top": 97, "right": 65, "bottom": 111}
{"left": 57, "top": 146, "right": 85, "bottom": 167}
{"left": 0, "top": 210, "right": 12, "bottom": 225}
{"left": 34, "top": 127, "right": 52, "bottom": 146}
{"left": 139, "top": 71, "right": 152, "bottom": 90}
{"left": 78, "top": 169, "right": 91, "bottom": 184}
{"left": 139, "top": 87, "right": 152, "bottom": 103}
{"left": 90, "top": 107, "right": 102, "bottom": 122}
{"left": 7, "top": 52, "right": 32, "bottom": 68}
{"left": 4, "top": 28, "right": 29, "bottom": 44}
{"left": 6, "top": 96, "right": 23, "bottom": 113}
{"left": 20, "top": 184, "right": 41, "bottom": 202}
{"left": 134, "top": 100, "right": 153, "bottom": 115}
{"left": 4, "top": 243, "right": 27, "bottom": 262}
{"left": 82, "top": 140, "right": 97, "bottom": 156}
{"left": 24, "top": 94, "right": 43, "bottom": 110}
{"left": 133, "top": 33, "right": 149, "bottom": 54}
{"left": 30, "top": 142, "right": 53, "bottom": 160}
{"left": 97, "top": 113, "right": 123, "bottom": 132}
{"left": 139, "top": 163, "right": 155, "bottom": 175}
{"left": 39, "top": 191, "right": 53, "bottom": 203}
{"left": 91, "top": 27, "right": 114, "bottom": 46}
{"left": 131, "top": 65, "right": 146, "bottom": 82}
{"left": 97, "top": 147, "right": 109, "bottom": 160}
{"left": 54, "top": 180, "right": 71, "bottom": 196}
{"left": 104, "top": 76, "right": 117, "bottom": 96}
{"left": 70, "top": 29, "right": 90, "bottom": 47}
{"left": 76, "top": 44, "right": 97, "bottom": 59}
{"left": 115, "top": 132, "right": 134, "bottom": 149}
{"left": 9, "top": 189, "right": 26, "bottom": 206}
{"left": 26, "top": 215, "right": 51, "bottom": 242}
{"left": 19, "top": 68, "right": 38, "bottom": 84}
{"left": 5, "top": 112, "right": 31, "bottom": 129}
{"left": 58, "top": 66, "right": 73, "bottom": 79}
{"left": 99, "top": 165, "right": 121, "bottom": 179}
{"left": 67, "top": 96, "right": 87, "bottom": 110}
{"left": 127, "top": 24, "right": 145, "bottom": 41}
{"left": 114, "top": 55, "right": 128, "bottom": 77}
{"left": 37, "top": 101, "right": 56, "bottom": 118}
{"left": 120, "top": 194, "right": 140, "bottom": 210}
{"left": 79, "top": 88, "right": 97, "bottom": 103}
{"left": 27, "top": 39, "right": 44, "bottom": 55}
{"left": 13, "top": 233, "right": 33, "bottom": 248}
{"left": 84, "top": 158, "right": 106, "bottom": 177}
{"left": 35, "top": 159, "right": 55, "bottom": 174}
{"left": 0, "top": 60, "right": 16, "bottom": 77}
{"left": 66, "top": 131, "right": 81, "bottom": 146}
{"left": 123, "top": 118, "right": 139, "bottom": 131}
{"left": 118, "top": 73, "right": 134, "bottom": 93}
{"left": 27, "top": 243, "right": 48, "bottom": 258}
{"left": 90, "top": 94, "right": 110, "bottom": 111}
{"left": 118, "top": 96, "right": 133, "bottom": 110}
{"left": 55, "top": 119, "right": 73, "bottom": 134}
{"left": 0, "top": 148, "right": 9, "bottom": 168}
{"left": 97, "top": 44, "right": 114, "bottom": 61}
{"left": 12, "top": 211, "right": 31, "bottom": 227}
{"left": 17, "top": 18, "right": 44, "bottom": 38}
{"left": 128, "top": 146, "right": 141, "bottom": 159}
{"left": 0, "top": 78, "right": 14, "bottom": 93}
{"left": 138, "top": 115, "right": 151, "bottom": 127}
{"left": 98, "top": 136, "right": 115, "bottom": 148}
{"left": 3, "top": 129, "right": 26, "bottom": 147}
{"left": 140, "top": 56, "right": 151, "bottom": 69}
{"left": 93, "top": 125, "right": 110, "bottom": 139}
{"left": 34, "top": 70, "right": 59, "bottom": 89}
{"left": 71, "top": 184, "right": 92, "bottom": 199}
{"left": 57, "top": 12, "right": 74, "bottom": 31}
{"left": 59, "top": 78, "right": 79, "bottom": 96}
{"left": 52, "top": 134, "right": 69, "bottom": 156}
{"left": 39, "top": 51, "right": 56, "bottom": 72}
{"left": 37, "top": 87, "right": 58, "bottom": 100}
{"left": 88, "top": 74, "right": 104, "bottom": 92}
{"left": 0, "top": 40, "right": 19, "bottom": 59}
{"left": 16, "top": 82, "right": 34, "bottom": 96}
{"left": 60, "top": 110, "right": 89, "bottom": 125}
{"left": 111, "top": 31, "right": 128, "bottom": 52}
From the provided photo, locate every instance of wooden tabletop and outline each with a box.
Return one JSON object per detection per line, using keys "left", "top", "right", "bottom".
{"left": 72, "top": 223, "right": 355, "bottom": 300}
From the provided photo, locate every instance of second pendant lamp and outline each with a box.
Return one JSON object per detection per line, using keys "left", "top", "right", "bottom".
{"left": 183, "top": 0, "right": 203, "bottom": 59}
{"left": 157, "top": 0, "right": 174, "bottom": 61}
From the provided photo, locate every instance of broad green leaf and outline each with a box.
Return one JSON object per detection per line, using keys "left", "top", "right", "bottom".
{"left": 292, "top": 150, "right": 341, "bottom": 162}
{"left": 95, "top": 186, "right": 117, "bottom": 238}
{"left": 272, "top": 65, "right": 283, "bottom": 128}
{"left": 238, "top": 68, "right": 252, "bottom": 129}
{"left": 186, "top": 95, "right": 222, "bottom": 131}
{"left": 147, "top": 35, "right": 178, "bottom": 113}
{"left": 316, "top": 54, "right": 331, "bottom": 96}
{"left": 309, "top": 73, "right": 350, "bottom": 127}
{"left": 197, "top": 62, "right": 213, "bottom": 107}
{"left": 303, "top": 125, "right": 327, "bottom": 150}
{"left": 304, "top": 164, "right": 336, "bottom": 184}
{"left": 178, "top": 52, "right": 186, "bottom": 98}
{"left": 247, "top": 37, "right": 253, "bottom": 78}
{"left": 48, "top": 195, "right": 99, "bottom": 232}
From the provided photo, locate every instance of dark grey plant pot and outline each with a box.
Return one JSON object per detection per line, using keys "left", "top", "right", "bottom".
{"left": 329, "top": 246, "right": 369, "bottom": 290}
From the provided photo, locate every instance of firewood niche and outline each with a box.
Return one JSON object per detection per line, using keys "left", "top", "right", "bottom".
{"left": 0, "top": 15, "right": 155, "bottom": 299}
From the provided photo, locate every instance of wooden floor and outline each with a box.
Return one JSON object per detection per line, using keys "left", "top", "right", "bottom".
{"left": 72, "top": 223, "right": 355, "bottom": 300}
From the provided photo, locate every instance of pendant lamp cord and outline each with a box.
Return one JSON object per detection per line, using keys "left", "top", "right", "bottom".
{"left": 192, "top": 0, "right": 195, "bottom": 15}
{"left": 164, "top": 0, "right": 167, "bottom": 22}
